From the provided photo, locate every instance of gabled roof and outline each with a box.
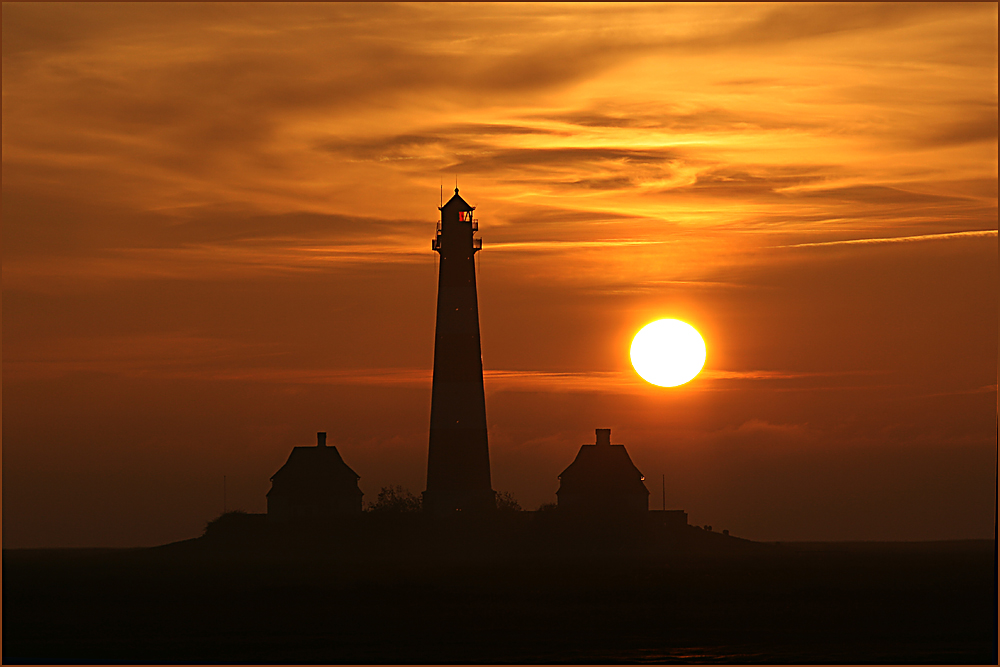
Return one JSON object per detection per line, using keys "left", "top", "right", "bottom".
{"left": 269, "top": 445, "right": 361, "bottom": 493}
{"left": 557, "top": 443, "right": 649, "bottom": 496}
{"left": 441, "top": 187, "right": 474, "bottom": 212}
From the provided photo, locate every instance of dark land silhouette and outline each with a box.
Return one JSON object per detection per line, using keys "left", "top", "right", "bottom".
{"left": 3, "top": 531, "right": 995, "bottom": 664}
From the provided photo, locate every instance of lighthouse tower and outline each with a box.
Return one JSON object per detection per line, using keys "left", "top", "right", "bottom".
{"left": 423, "top": 188, "right": 495, "bottom": 514}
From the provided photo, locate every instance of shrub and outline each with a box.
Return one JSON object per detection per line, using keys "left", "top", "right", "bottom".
{"left": 366, "top": 485, "right": 422, "bottom": 513}
{"left": 496, "top": 490, "right": 522, "bottom": 512}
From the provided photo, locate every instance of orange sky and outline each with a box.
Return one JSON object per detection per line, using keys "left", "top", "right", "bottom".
{"left": 3, "top": 3, "right": 997, "bottom": 547}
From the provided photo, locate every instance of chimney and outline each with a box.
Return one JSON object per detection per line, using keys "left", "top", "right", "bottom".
{"left": 596, "top": 428, "right": 611, "bottom": 446}
{"left": 317, "top": 432, "right": 327, "bottom": 447}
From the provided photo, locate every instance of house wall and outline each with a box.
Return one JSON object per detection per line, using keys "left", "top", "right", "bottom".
{"left": 267, "top": 488, "right": 362, "bottom": 520}
{"left": 556, "top": 489, "right": 649, "bottom": 514}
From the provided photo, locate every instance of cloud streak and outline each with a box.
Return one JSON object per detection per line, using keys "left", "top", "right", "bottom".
{"left": 3, "top": 352, "right": 896, "bottom": 396}
{"left": 777, "top": 229, "right": 998, "bottom": 249}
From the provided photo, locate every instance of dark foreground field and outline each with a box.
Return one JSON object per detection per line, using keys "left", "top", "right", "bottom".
{"left": 3, "top": 522, "right": 996, "bottom": 664}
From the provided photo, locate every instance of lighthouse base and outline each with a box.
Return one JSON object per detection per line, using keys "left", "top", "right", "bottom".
{"left": 422, "top": 488, "right": 497, "bottom": 515}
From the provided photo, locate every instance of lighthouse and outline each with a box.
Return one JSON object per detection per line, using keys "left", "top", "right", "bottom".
{"left": 423, "top": 188, "right": 495, "bottom": 514}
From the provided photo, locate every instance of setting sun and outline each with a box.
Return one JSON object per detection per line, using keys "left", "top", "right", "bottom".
{"left": 630, "top": 319, "right": 707, "bottom": 387}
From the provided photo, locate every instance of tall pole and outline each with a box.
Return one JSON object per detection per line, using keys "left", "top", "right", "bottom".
{"left": 662, "top": 474, "right": 665, "bottom": 511}
{"left": 223, "top": 475, "right": 227, "bottom": 514}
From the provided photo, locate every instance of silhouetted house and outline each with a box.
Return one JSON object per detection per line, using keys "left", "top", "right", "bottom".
{"left": 267, "top": 432, "right": 363, "bottom": 519}
{"left": 557, "top": 429, "right": 649, "bottom": 515}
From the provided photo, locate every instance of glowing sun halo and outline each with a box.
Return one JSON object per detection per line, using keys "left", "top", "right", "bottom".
{"left": 630, "top": 319, "right": 707, "bottom": 387}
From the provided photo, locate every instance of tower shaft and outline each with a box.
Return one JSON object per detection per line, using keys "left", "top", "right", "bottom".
{"left": 424, "top": 189, "right": 494, "bottom": 514}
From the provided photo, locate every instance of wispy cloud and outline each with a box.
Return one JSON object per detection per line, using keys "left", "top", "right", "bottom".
{"left": 486, "top": 239, "right": 676, "bottom": 252}
{"left": 914, "top": 384, "right": 998, "bottom": 399}
{"left": 3, "top": 348, "right": 892, "bottom": 393}
{"left": 776, "top": 229, "right": 997, "bottom": 249}
{"left": 484, "top": 368, "right": 890, "bottom": 394}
